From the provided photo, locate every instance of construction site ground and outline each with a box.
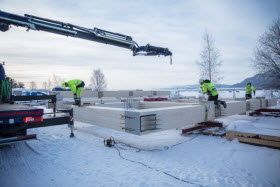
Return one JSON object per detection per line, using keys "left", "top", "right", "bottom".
{"left": 1, "top": 109, "right": 280, "bottom": 187}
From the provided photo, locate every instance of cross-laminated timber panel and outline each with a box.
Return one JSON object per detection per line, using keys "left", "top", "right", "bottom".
{"left": 124, "top": 103, "right": 216, "bottom": 135}
{"left": 73, "top": 103, "right": 215, "bottom": 135}
{"left": 246, "top": 99, "right": 261, "bottom": 111}
{"left": 266, "top": 98, "right": 278, "bottom": 107}
{"left": 73, "top": 106, "right": 125, "bottom": 131}
{"left": 72, "top": 98, "right": 278, "bottom": 135}
{"left": 224, "top": 101, "right": 247, "bottom": 116}
{"left": 55, "top": 90, "right": 171, "bottom": 99}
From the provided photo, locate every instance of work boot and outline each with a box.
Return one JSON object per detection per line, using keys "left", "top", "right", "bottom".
{"left": 76, "top": 98, "right": 82, "bottom": 107}
{"left": 74, "top": 99, "right": 81, "bottom": 106}
{"left": 221, "top": 101, "right": 227, "bottom": 108}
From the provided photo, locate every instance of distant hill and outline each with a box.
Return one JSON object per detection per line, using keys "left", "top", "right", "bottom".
{"left": 231, "top": 72, "right": 280, "bottom": 89}
{"left": 165, "top": 72, "right": 280, "bottom": 90}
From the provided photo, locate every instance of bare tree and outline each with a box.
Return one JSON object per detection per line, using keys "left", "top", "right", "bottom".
{"left": 47, "top": 78, "right": 52, "bottom": 90}
{"left": 90, "top": 68, "right": 107, "bottom": 91}
{"left": 30, "top": 81, "right": 37, "bottom": 90}
{"left": 52, "top": 74, "right": 65, "bottom": 86}
{"left": 42, "top": 81, "right": 47, "bottom": 91}
{"left": 18, "top": 82, "right": 25, "bottom": 88}
{"left": 252, "top": 17, "right": 280, "bottom": 80}
{"left": 196, "top": 30, "right": 223, "bottom": 83}
{"left": 12, "top": 79, "right": 25, "bottom": 88}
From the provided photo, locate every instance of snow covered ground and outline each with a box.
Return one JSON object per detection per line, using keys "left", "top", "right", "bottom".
{"left": 1, "top": 111, "right": 280, "bottom": 186}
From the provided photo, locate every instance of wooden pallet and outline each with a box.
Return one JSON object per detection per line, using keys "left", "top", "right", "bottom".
{"left": 226, "top": 130, "right": 280, "bottom": 149}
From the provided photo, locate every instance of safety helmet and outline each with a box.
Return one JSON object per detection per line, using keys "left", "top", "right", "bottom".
{"left": 199, "top": 78, "right": 204, "bottom": 84}
{"left": 62, "top": 82, "right": 66, "bottom": 88}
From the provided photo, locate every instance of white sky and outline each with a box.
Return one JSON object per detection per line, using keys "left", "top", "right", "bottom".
{"left": 1, "top": 0, "right": 280, "bottom": 90}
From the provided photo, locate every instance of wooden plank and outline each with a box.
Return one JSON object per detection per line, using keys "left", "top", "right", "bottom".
{"left": 226, "top": 131, "right": 280, "bottom": 141}
{"left": 226, "top": 131, "right": 280, "bottom": 148}
{"left": 237, "top": 137, "right": 280, "bottom": 148}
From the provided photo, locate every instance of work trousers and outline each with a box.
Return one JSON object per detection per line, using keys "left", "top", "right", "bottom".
{"left": 74, "top": 81, "right": 85, "bottom": 98}
{"left": 246, "top": 94, "right": 252, "bottom": 100}
{"left": 208, "top": 94, "right": 218, "bottom": 101}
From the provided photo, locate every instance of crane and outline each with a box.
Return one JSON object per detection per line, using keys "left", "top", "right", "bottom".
{"left": 0, "top": 11, "right": 172, "bottom": 145}
{"left": 0, "top": 10, "right": 172, "bottom": 58}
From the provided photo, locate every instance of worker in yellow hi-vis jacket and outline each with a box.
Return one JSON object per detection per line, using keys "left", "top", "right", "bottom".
{"left": 62, "top": 79, "right": 85, "bottom": 106}
{"left": 245, "top": 82, "right": 256, "bottom": 100}
{"left": 199, "top": 79, "right": 227, "bottom": 108}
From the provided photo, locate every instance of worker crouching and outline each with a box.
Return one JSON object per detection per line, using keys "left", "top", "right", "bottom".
{"left": 62, "top": 79, "right": 85, "bottom": 106}
{"left": 199, "top": 79, "right": 227, "bottom": 109}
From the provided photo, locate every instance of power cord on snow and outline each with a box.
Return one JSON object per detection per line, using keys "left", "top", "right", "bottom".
{"left": 112, "top": 135, "right": 199, "bottom": 152}
{"left": 112, "top": 142, "right": 203, "bottom": 186}
{"left": 106, "top": 136, "right": 203, "bottom": 186}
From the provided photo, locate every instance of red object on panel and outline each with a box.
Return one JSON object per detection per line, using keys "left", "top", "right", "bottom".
{"left": 144, "top": 97, "right": 168, "bottom": 102}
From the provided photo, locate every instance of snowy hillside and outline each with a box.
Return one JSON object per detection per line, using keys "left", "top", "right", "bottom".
{"left": 232, "top": 72, "right": 280, "bottom": 89}
{"left": 165, "top": 72, "right": 280, "bottom": 90}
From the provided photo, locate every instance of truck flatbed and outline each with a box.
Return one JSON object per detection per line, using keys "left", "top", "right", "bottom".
{"left": 0, "top": 103, "right": 43, "bottom": 111}
{"left": 0, "top": 103, "right": 43, "bottom": 117}
{"left": 0, "top": 103, "right": 44, "bottom": 127}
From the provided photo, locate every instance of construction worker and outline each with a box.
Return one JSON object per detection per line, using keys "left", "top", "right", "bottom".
{"left": 199, "top": 79, "right": 227, "bottom": 108}
{"left": 62, "top": 79, "right": 85, "bottom": 106}
{"left": 245, "top": 82, "right": 256, "bottom": 100}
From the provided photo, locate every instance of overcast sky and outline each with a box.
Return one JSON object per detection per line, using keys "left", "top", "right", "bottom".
{"left": 1, "top": 0, "right": 280, "bottom": 90}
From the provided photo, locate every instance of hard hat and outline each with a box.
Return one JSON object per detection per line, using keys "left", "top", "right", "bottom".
{"left": 199, "top": 79, "right": 204, "bottom": 84}
{"left": 62, "top": 82, "right": 66, "bottom": 88}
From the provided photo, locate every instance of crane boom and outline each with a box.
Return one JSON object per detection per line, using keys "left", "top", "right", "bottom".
{"left": 0, "top": 10, "right": 172, "bottom": 57}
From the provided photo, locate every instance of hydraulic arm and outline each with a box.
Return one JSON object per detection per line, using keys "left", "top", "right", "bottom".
{"left": 0, "top": 10, "right": 172, "bottom": 57}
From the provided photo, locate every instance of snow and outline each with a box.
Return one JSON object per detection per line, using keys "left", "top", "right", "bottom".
{"left": 1, "top": 101, "right": 280, "bottom": 186}
{"left": 226, "top": 118, "right": 280, "bottom": 137}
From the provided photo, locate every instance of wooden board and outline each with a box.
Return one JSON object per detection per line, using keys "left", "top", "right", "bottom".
{"left": 79, "top": 103, "right": 95, "bottom": 107}
{"left": 226, "top": 130, "right": 280, "bottom": 148}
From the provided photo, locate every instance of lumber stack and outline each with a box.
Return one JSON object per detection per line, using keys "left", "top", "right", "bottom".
{"left": 226, "top": 130, "right": 280, "bottom": 148}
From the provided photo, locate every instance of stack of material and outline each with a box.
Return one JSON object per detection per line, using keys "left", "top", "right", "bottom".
{"left": 226, "top": 118, "right": 280, "bottom": 148}
{"left": 249, "top": 108, "right": 280, "bottom": 117}
{"left": 181, "top": 121, "right": 223, "bottom": 135}
{"left": 202, "top": 127, "right": 226, "bottom": 136}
